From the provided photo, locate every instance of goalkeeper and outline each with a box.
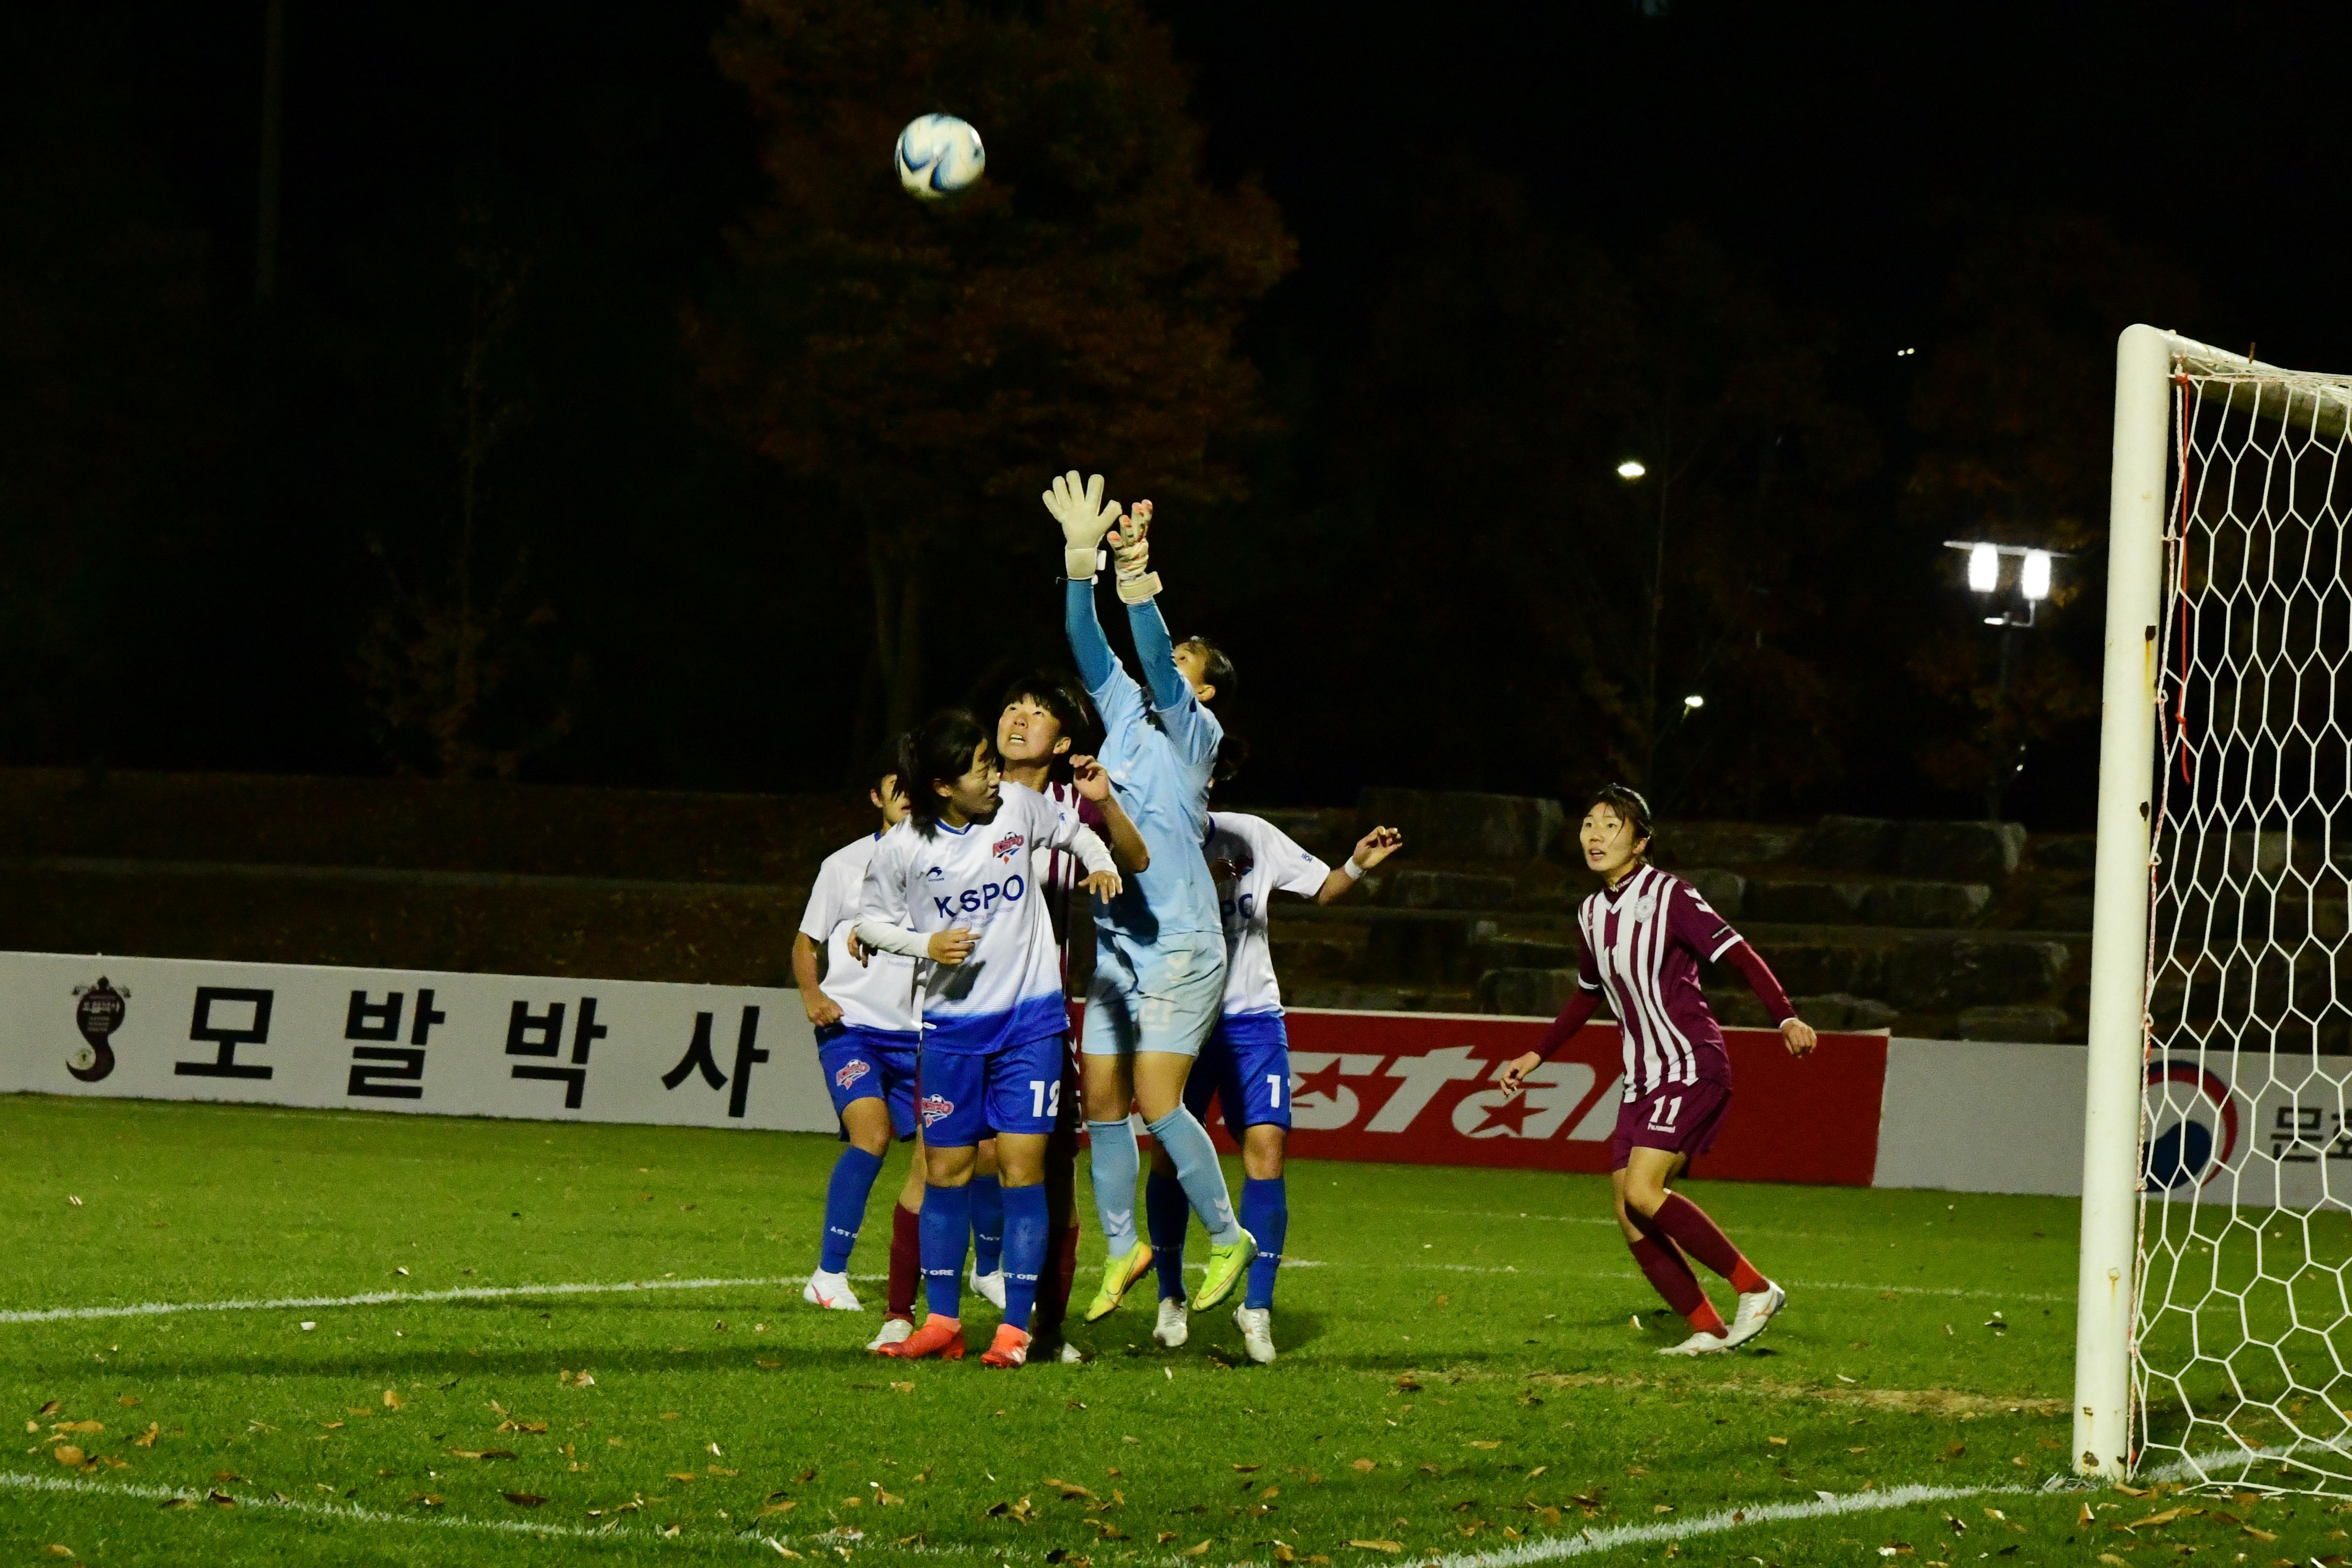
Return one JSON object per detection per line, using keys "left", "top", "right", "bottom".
{"left": 1045, "top": 472, "right": 1255, "bottom": 1321}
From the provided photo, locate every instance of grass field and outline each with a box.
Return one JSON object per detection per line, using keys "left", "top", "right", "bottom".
{"left": 3, "top": 1093, "right": 2346, "bottom": 1567}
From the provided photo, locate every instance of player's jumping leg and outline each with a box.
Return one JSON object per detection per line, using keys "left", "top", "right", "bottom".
{"left": 1131, "top": 1051, "right": 1252, "bottom": 1310}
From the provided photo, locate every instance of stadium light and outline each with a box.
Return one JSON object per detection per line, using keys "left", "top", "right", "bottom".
{"left": 1967, "top": 542, "right": 1999, "bottom": 593}
{"left": 1616, "top": 460, "right": 1647, "bottom": 480}
{"left": 2021, "top": 548, "right": 2052, "bottom": 602}
{"left": 1682, "top": 694, "right": 1704, "bottom": 711}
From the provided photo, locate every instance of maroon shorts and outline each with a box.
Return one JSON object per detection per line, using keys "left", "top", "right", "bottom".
{"left": 1609, "top": 1078, "right": 1733, "bottom": 1171}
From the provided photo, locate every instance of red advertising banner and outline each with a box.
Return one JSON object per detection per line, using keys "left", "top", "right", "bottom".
{"left": 1209, "top": 1009, "right": 1888, "bottom": 1187}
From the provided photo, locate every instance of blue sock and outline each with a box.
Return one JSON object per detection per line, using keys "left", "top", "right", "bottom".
{"left": 919, "top": 1183, "right": 971, "bottom": 1320}
{"left": 1146, "top": 1169, "right": 1190, "bottom": 1301}
{"left": 1146, "top": 1107, "right": 1241, "bottom": 1247}
{"left": 819, "top": 1146, "right": 885, "bottom": 1274}
{"left": 1000, "top": 1183, "right": 1049, "bottom": 1333}
{"left": 969, "top": 1173, "right": 1005, "bottom": 1277}
{"left": 1087, "top": 1120, "right": 1141, "bottom": 1255}
{"left": 1240, "top": 1176, "right": 1288, "bottom": 1309}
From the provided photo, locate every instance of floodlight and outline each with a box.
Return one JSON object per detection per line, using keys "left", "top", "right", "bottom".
{"left": 1616, "top": 460, "right": 1646, "bottom": 480}
{"left": 2021, "top": 548, "right": 2052, "bottom": 602}
{"left": 1682, "top": 694, "right": 1704, "bottom": 710}
{"left": 1967, "top": 542, "right": 1999, "bottom": 594}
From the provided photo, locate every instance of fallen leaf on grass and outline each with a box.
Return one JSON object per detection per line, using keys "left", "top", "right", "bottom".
{"left": 158, "top": 1497, "right": 196, "bottom": 1512}
{"left": 37, "top": 1400, "right": 60, "bottom": 1416}
{"left": 661, "top": 1411, "right": 682, "bottom": 1421}
{"left": 207, "top": 1492, "right": 237, "bottom": 1508}
{"left": 447, "top": 1449, "right": 518, "bottom": 1461}
{"left": 666, "top": 1473, "right": 698, "bottom": 1484}
{"left": 1394, "top": 1375, "right": 1422, "bottom": 1392}
{"left": 1469, "top": 1441, "right": 1500, "bottom": 1451}
{"left": 1768, "top": 1437, "right": 1788, "bottom": 1446}
{"left": 1176, "top": 1542, "right": 1211, "bottom": 1557}
{"left": 711, "top": 1466, "right": 741, "bottom": 1478}
{"left": 757, "top": 1500, "right": 798, "bottom": 1518}
{"left": 1348, "top": 1541, "right": 1401, "bottom": 1553}
{"left": 2242, "top": 1526, "right": 2278, "bottom": 1541}
{"left": 1089, "top": 1520, "right": 1126, "bottom": 1540}
{"left": 1233, "top": 1463, "right": 1261, "bottom": 1473}
{"left": 496, "top": 1419, "right": 549, "bottom": 1435}
{"left": 117, "top": 1395, "right": 139, "bottom": 1408}
{"left": 1047, "top": 1479, "right": 1097, "bottom": 1500}
{"left": 503, "top": 1493, "right": 547, "bottom": 1508}
{"left": 2118, "top": 1508, "right": 2183, "bottom": 1530}
{"left": 320, "top": 1422, "right": 345, "bottom": 1432}
{"left": 558, "top": 1369, "right": 596, "bottom": 1388}
{"left": 44, "top": 1545, "right": 71, "bottom": 1557}
{"left": 54, "top": 1421, "right": 103, "bottom": 1435}
{"left": 1350, "top": 1459, "right": 1377, "bottom": 1473}
{"left": 2098, "top": 1557, "right": 2129, "bottom": 1567}
{"left": 382, "top": 1390, "right": 404, "bottom": 1410}
{"left": 52, "top": 1447, "right": 85, "bottom": 1467}
{"left": 890, "top": 1382, "right": 915, "bottom": 1394}
{"left": 794, "top": 1467, "right": 817, "bottom": 1483}
{"left": 756, "top": 1358, "right": 782, "bottom": 1369}
{"left": 408, "top": 1494, "right": 442, "bottom": 1508}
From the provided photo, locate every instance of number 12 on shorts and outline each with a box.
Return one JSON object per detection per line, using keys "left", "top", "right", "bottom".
{"left": 1646, "top": 1094, "right": 1682, "bottom": 1132}
{"left": 1029, "top": 1078, "right": 1062, "bottom": 1119}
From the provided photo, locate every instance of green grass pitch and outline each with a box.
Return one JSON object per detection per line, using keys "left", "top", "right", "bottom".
{"left": 1, "top": 1092, "right": 2342, "bottom": 1566}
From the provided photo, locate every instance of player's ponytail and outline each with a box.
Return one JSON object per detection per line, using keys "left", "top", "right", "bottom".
{"left": 900, "top": 709, "right": 991, "bottom": 838}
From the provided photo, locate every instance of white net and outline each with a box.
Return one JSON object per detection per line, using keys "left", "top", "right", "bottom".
{"left": 2137, "top": 345, "right": 2352, "bottom": 1491}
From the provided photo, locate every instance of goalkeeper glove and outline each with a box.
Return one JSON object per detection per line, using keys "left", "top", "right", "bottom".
{"left": 1042, "top": 470, "right": 1121, "bottom": 582}
{"left": 1111, "top": 500, "right": 1162, "bottom": 605}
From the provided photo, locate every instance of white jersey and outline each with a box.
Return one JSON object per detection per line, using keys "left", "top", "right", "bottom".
{"left": 858, "top": 781, "right": 1089, "bottom": 1056}
{"left": 1205, "top": 812, "right": 1330, "bottom": 1018}
{"left": 798, "top": 833, "right": 919, "bottom": 1035}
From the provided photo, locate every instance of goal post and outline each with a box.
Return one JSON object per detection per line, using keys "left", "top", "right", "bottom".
{"left": 2076, "top": 324, "right": 2352, "bottom": 1489}
{"left": 2074, "top": 323, "right": 2172, "bottom": 1481}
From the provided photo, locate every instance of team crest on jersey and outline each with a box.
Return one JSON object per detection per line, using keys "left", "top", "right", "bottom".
{"left": 991, "top": 831, "right": 1025, "bottom": 863}
{"left": 833, "top": 1059, "right": 872, "bottom": 1092}
{"left": 919, "top": 1093, "right": 956, "bottom": 1127}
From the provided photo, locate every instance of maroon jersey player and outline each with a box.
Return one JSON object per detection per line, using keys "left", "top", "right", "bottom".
{"left": 1499, "top": 784, "right": 1816, "bottom": 1355}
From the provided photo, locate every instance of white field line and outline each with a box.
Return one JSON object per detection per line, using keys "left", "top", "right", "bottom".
{"left": 0, "top": 1469, "right": 649, "bottom": 1544}
{"left": 0, "top": 1275, "right": 802, "bottom": 1325}
{"left": 0, "top": 1260, "right": 2049, "bottom": 1327}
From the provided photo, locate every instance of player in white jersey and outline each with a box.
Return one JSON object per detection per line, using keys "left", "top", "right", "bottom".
{"left": 1146, "top": 812, "right": 1402, "bottom": 1361}
{"left": 795, "top": 750, "right": 921, "bottom": 1313}
{"left": 854, "top": 709, "right": 1120, "bottom": 1367}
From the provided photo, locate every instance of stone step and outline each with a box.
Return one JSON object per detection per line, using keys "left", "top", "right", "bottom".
{"left": 1740, "top": 877, "right": 1993, "bottom": 928}
{"left": 1283, "top": 981, "right": 1475, "bottom": 1015}
{"left": 1356, "top": 787, "right": 1566, "bottom": 863}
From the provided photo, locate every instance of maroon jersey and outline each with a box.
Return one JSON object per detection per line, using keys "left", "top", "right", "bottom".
{"left": 1037, "top": 779, "right": 1106, "bottom": 983}
{"left": 1575, "top": 863, "right": 1745, "bottom": 1100}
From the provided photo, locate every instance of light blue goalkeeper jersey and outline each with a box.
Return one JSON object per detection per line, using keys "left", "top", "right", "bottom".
{"left": 1065, "top": 581, "right": 1223, "bottom": 944}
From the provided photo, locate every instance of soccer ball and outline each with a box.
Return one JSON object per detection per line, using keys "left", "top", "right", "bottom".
{"left": 895, "top": 114, "right": 985, "bottom": 201}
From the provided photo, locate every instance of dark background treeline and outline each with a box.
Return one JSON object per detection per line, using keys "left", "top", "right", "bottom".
{"left": 3, "top": 0, "right": 2344, "bottom": 825}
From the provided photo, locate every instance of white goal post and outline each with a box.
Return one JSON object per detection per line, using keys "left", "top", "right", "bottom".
{"left": 2077, "top": 324, "right": 2352, "bottom": 1488}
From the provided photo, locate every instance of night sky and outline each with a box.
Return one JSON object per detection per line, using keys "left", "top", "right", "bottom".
{"left": 5, "top": 0, "right": 2347, "bottom": 823}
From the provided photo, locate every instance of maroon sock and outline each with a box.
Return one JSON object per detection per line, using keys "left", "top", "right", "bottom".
{"left": 1034, "top": 1224, "right": 1081, "bottom": 1339}
{"left": 886, "top": 1203, "right": 921, "bottom": 1321}
{"left": 1652, "top": 1193, "right": 1768, "bottom": 1294}
{"left": 1628, "top": 1228, "right": 1725, "bottom": 1336}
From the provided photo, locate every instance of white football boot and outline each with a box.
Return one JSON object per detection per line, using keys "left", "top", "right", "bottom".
{"left": 1151, "top": 1298, "right": 1190, "bottom": 1348}
{"left": 1055, "top": 1340, "right": 1085, "bottom": 1364}
{"left": 1723, "top": 1282, "right": 1787, "bottom": 1349}
{"left": 1233, "top": 1304, "right": 1277, "bottom": 1364}
{"left": 865, "top": 1316, "right": 915, "bottom": 1353}
{"left": 803, "top": 1270, "right": 862, "bottom": 1311}
{"left": 969, "top": 1268, "right": 1009, "bottom": 1311}
{"left": 1657, "top": 1328, "right": 1733, "bottom": 1357}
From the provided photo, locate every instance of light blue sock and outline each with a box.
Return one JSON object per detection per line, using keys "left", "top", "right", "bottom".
{"left": 969, "top": 1173, "right": 1004, "bottom": 1277}
{"left": 1146, "top": 1169, "right": 1190, "bottom": 1301}
{"left": 1240, "top": 1176, "right": 1287, "bottom": 1309}
{"left": 1146, "top": 1106, "right": 1241, "bottom": 1247}
{"left": 1000, "top": 1183, "right": 1049, "bottom": 1333}
{"left": 1086, "top": 1119, "right": 1141, "bottom": 1255}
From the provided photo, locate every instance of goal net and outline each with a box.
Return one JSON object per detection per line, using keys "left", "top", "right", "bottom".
{"left": 2098, "top": 330, "right": 2352, "bottom": 1492}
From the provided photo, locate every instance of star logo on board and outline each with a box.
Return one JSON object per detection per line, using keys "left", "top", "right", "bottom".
{"left": 1291, "top": 1059, "right": 1351, "bottom": 1105}
{"left": 1467, "top": 1093, "right": 1543, "bottom": 1138}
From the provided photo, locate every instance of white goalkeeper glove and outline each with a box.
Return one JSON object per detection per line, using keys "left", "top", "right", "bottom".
{"left": 1043, "top": 470, "right": 1121, "bottom": 582}
{"left": 1111, "top": 499, "right": 1162, "bottom": 605}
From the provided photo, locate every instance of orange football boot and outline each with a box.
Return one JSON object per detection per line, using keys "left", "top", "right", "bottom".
{"left": 980, "top": 1324, "right": 1031, "bottom": 1369}
{"left": 876, "top": 1315, "right": 964, "bottom": 1360}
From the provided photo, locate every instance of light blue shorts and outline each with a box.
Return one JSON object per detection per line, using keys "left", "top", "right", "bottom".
{"left": 1081, "top": 929, "right": 1228, "bottom": 1059}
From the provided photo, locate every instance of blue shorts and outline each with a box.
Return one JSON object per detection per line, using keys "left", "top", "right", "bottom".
{"left": 1082, "top": 929, "right": 1227, "bottom": 1059}
{"left": 917, "top": 1034, "right": 1068, "bottom": 1149}
{"left": 817, "top": 1025, "right": 921, "bottom": 1141}
{"left": 1185, "top": 1012, "right": 1292, "bottom": 1141}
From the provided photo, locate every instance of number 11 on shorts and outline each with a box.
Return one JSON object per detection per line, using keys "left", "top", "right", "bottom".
{"left": 1646, "top": 1094, "right": 1682, "bottom": 1132}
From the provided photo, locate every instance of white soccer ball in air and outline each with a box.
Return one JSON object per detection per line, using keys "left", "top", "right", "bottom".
{"left": 896, "top": 114, "right": 985, "bottom": 201}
